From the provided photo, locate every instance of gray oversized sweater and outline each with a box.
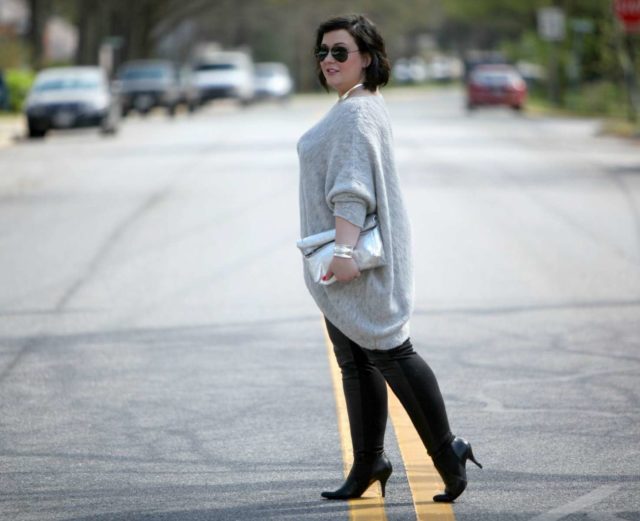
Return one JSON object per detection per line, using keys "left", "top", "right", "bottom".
{"left": 297, "top": 94, "right": 414, "bottom": 350}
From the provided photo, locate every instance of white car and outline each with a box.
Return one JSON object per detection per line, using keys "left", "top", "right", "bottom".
{"left": 253, "top": 62, "right": 294, "bottom": 101}
{"left": 392, "top": 57, "right": 428, "bottom": 84}
{"left": 24, "top": 66, "right": 120, "bottom": 138}
{"left": 193, "top": 51, "right": 254, "bottom": 105}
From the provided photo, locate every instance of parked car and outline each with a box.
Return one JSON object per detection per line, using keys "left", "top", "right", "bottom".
{"left": 0, "top": 70, "right": 9, "bottom": 110}
{"left": 193, "top": 51, "right": 254, "bottom": 105}
{"left": 392, "top": 57, "right": 428, "bottom": 84}
{"left": 116, "top": 60, "right": 181, "bottom": 117}
{"left": 253, "top": 62, "right": 293, "bottom": 102}
{"left": 466, "top": 64, "right": 527, "bottom": 111}
{"left": 24, "top": 66, "right": 120, "bottom": 138}
{"left": 427, "top": 55, "right": 463, "bottom": 83}
{"left": 178, "top": 65, "right": 201, "bottom": 112}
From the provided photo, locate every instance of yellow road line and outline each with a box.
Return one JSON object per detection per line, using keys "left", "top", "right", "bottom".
{"left": 323, "top": 322, "right": 456, "bottom": 521}
{"left": 387, "top": 391, "right": 456, "bottom": 520}
{"left": 324, "top": 326, "right": 388, "bottom": 521}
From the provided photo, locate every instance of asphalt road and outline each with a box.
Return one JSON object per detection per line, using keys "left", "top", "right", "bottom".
{"left": 0, "top": 89, "right": 639, "bottom": 521}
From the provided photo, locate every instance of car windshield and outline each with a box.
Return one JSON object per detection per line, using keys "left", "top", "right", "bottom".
{"left": 120, "top": 67, "right": 170, "bottom": 80}
{"left": 34, "top": 77, "right": 100, "bottom": 91}
{"left": 472, "top": 70, "right": 519, "bottom": 86}
{"left": 195, "top": 63, "right": 236, "bottom": 72}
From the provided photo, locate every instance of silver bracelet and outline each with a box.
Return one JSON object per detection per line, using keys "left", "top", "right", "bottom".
{"left": 334, "top": 243, "right": 354, "bottom": 259}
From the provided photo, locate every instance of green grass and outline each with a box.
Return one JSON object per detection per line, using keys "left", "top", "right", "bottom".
{"left": 526, "top": 82, "right": 640, "bottom": 139}
{"left": 599, "top": 118, "right": 640, "bottom": 138}
{"left": 0, "top": 112, "right": 21, "bottom": 121}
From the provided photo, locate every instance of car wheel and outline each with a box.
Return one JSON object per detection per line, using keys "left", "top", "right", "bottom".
{"left": 512, "top": 104, "right": 523, "bottom": 112}
{"left": 100, "top": 122, "right": 117, "bottom": 136}
{"left": 28, "top": 120, "right": 46, "bottom": 139}
{"left": 167, "top": 104, "right": 177, "bottom": 117}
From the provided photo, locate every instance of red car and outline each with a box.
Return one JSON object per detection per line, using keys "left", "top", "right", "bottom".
{"left": 466, "top": 64, "right": 527, "bottom": 111}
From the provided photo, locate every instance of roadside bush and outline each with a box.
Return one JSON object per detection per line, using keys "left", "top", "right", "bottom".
{"left": 5, "top": 69, "right": 35, "bottom": 112}
{"left": 564, "top": 81, "right": 627, "bottom": 118}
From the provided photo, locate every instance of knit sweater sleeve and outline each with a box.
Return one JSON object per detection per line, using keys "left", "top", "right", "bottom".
{"left": 325, "top": 104, "right": 378, "bottom": 228}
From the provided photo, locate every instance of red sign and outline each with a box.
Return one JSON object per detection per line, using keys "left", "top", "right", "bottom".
{"left": 615, "top": 0, "right": 640, "bottom": 31}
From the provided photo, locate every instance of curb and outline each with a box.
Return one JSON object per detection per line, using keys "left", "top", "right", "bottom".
{"left": 0, "top": 115, "right": 25, "bottom": 149}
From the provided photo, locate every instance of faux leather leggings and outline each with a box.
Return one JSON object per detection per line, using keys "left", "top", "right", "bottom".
{"left": 325, "top": 318, "right": 454, "bottom": 458}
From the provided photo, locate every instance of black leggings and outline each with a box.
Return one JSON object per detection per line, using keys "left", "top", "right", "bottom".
{"left": 325, "top": 318, "right": 453, "bottom": 458}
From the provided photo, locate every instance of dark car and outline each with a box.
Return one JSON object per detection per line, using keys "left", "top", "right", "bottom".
{"left": 466, "top": 64, "right": 527, "bottom": 111}
{"left": 24, "top": 66, "right": 120, "bottom": 138}
{"left": 116, "top": 60, "right": 181, "bottom": 117}
{"left": 0, "top": 70, "right": 9, "bottom": 110}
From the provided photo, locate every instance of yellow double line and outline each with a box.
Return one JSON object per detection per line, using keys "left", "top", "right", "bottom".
{"left": 324, "top": 326, "right": 456, "bottom": 521}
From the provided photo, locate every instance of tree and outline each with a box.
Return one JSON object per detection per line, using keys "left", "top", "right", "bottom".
{"left": 26, "top": 0, "right": 51, "bottom": 68}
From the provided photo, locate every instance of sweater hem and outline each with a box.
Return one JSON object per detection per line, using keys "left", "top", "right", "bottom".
{"left": 330, "top": 320, "right": 411, "bottom": 351}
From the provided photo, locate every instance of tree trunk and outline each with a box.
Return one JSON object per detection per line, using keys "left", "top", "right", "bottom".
{"left": 27, "top": 0, "right": 49, "bottom": 69}
{"left": 75, "top": 0, "right": 102, "bottom": 65}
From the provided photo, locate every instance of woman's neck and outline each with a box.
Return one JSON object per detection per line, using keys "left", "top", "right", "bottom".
{"left": 339, "top": 83, "right": 364, "bottom": 100}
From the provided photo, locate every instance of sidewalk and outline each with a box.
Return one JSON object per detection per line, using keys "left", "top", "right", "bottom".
{"left": 0, "top": 114, "right": 25, "bottom": 149}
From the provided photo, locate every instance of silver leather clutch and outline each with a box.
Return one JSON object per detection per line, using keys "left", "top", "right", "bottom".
{"left": 297, "top": 214, "right": 385, "bottom": 286}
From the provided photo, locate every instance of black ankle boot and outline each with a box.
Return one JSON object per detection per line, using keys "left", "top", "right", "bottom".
{"left": 432, "top": 437, "right": 482, "bottom": 503}
{"left": 321, "top": 452, "right": 392, "bottom": 499}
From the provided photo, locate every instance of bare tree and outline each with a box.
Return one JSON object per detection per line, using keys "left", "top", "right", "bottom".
{"left": 27, "top": 0, "right": 51, "bottom": 68}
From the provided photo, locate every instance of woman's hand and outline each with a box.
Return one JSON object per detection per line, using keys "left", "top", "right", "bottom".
{"left": 324, "top": 256, "right": 361, "bottom": 283}
{"left": 323, "top": 216, "right": 362, "bottom": 283}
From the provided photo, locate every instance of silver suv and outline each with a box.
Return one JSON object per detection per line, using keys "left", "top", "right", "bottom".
{"left": 117, "top": 60, "right": 181, "bottom": 117}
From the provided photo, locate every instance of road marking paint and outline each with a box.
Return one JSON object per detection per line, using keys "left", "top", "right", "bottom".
{"left": 324, "top": 326, "right": 388, "bottom": 521}
{"left": 528, "top": 485, "right": 620, "bottom": 521}
{"left": 387, "top": 391, "right": 457, "bottom": 521}
{"left": 323, "top": 323, "right": 457, "bottom": 520}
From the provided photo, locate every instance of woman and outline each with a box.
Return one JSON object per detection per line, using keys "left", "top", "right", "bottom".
{"left": 296, "top": 14, "right": 481, "bottom": 502}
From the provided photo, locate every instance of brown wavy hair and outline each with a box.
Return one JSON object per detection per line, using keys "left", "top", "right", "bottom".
{"left": 314, "top": 14, "right": 391, "bottom": 93}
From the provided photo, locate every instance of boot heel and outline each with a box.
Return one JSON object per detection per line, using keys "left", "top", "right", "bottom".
{"left": 321, "top": 452, "right": 392, "bottom": 500}
{"left": 467, "top": 445, "right": 483, "bottom": 469}
{"left": 379, "top": 468, "right": 391, "bottom": 497}
{"left": 432, "top": 437, "right": 481, "bottom": 503}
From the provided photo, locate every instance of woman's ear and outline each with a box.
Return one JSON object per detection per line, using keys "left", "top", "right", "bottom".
{"left": 362, "top": 53, "right": 372, "bottom": 69}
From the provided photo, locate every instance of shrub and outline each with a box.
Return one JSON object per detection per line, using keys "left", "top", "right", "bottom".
{"left": 5, "top": 69, "right": 35, "bottom": 112}
{"left": 565, "top": 81, "right": 627, "bottom": 118}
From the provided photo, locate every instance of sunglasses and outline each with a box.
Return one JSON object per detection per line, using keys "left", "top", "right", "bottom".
{"left": 315, "top": 44, "right": 360, "bottom": 63}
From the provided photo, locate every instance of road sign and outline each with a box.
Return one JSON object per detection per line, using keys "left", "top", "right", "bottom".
{"left": 615, "top": 0, "right": 640, "bottom": 32}
{"left": 570, "top": 18, "right": 594, "bottom": 34}
{"left": 538, "top": 7, "right": 566, "bottom": 42}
